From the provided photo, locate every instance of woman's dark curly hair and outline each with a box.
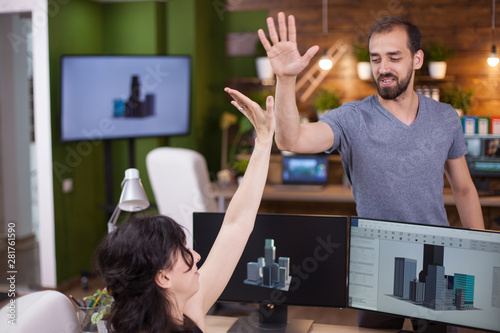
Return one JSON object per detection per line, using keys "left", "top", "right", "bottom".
{"left": 94, "top": 214, "right": 195, "bottom": 333}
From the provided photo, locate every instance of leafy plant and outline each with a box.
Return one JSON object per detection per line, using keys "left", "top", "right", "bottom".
{"left": 313, "top": 89, "right": 342, "bottom": 111}
{"left": 427, "top": 41, "right": 455, "bottom": 62}
{"left": 353, "top": 44, "right": 370, "bottom": 62}
{"left": 439, "top": 83, "right": 474, "bottom": 114}
{"left": 230, "top": 158, "right": 249, "bottom": 176}
{"left": 84, "top": 288, "right": 113, "bottom": 325}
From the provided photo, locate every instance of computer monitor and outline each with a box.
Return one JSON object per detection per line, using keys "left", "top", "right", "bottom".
{"left": 465, "top": 134, "right": 500, "bottom": 195}
{"left": 281, "top": 154, "right": 329, "bottom": 186}
{"left": 60, "top": 55, "right": 191, "bottom": 142}
{"left": 193, "top": 213, "right": 348, "bottom": 333}
{"left": 348, "top": 217, "right": 500, "bottom": 332}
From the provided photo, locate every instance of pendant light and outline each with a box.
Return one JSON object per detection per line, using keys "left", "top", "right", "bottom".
{"left": 488, "top": 0, "right": 499, "bottom": 67}
{"left": 319, "top": 0, "right": 333, "bottom": 70}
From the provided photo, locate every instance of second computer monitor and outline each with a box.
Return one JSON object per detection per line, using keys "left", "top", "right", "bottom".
{"left": 348, "top": 217, "right": 500, "bottom": 332}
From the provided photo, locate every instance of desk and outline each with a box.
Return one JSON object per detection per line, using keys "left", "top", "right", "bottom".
{"left": 205, "top": 315, "right": 397, "bottom": 333}
{"left": 215, "top": 184, "right": 500, "bottom": 229}
{"left": 216, "top": 184, "right": 500, "bottom": 208}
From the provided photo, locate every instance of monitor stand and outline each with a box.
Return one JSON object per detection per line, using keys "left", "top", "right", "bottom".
{"left": 228, "top": 303, "right": 313, "bottom": 333}
{"left": 399, "top": 319, "right": 447, "bottom": 333}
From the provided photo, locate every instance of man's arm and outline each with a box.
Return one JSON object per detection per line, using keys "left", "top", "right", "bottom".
{"left": 444, "top": 156, "right": 484, "bottom": 229}
{"left": 259, "top": 12, "right": 333, "bottom": 153}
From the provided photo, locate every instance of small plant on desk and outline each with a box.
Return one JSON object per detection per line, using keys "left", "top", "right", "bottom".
{"left": 84, "top": 288, "right": 113, "bottom": 325}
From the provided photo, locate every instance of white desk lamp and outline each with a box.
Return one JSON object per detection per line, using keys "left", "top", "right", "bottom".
{"left": 108, "top": 168, "right": 150, "bottom": 233}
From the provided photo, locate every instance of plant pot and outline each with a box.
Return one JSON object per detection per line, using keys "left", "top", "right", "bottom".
{"left": 428, "top": 61, "right": 447, "bottom": 79}
{"left": 356, "top": 62, "right": 372, "bottom": 80}
{"left": 255, "top": 57, "right": 274, "bottom": 81}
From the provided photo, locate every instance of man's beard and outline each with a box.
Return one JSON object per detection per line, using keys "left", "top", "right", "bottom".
{"left": 375, "top": 66, "right": 414, "bottom": 100}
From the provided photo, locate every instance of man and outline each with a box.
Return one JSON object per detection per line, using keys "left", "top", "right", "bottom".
{"left": 258, "top": 12, "right": 484, "bottom": 329}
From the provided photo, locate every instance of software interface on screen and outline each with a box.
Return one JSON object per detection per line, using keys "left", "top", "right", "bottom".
{"left": 348, "top": 217, "right": 500, "bottom": 331}
{"left": 193, "top": 213, "right": 348, "bottom": 308}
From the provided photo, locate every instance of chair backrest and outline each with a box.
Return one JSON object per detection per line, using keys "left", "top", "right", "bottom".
{"left": 146, "top": 147, "right": 217, "bottom": 248}
{"left": 0, "top": 290, "right": 81, "bottom": 332}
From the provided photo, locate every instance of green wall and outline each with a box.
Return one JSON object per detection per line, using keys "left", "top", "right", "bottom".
{"left": 48, "top": 0, "right": 228, "bottom": 284}
{"left": 49, "top": 0, "right": 106, "bottom": 283}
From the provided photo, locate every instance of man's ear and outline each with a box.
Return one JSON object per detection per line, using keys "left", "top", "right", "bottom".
{"left": 155, "top": 269, "right": 172, "bottom": 289}
{"left": 414, "top": 49, "right": 424, "bottom": 70}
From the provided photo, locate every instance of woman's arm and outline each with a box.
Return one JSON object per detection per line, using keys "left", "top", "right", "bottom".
{"left": 186, "top": 88, "right": 275, "bottom": 322}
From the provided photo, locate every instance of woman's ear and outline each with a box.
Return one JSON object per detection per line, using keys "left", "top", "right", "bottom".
{"left": 155, "top": 269, "right": 172, "bottom": 289}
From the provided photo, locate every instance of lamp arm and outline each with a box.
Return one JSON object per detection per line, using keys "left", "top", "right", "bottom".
{"left": 107, "top": 205, "right": 122, "bottom": 233}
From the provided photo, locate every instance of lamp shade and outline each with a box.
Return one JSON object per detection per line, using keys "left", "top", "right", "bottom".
{"left": 118, "top": 168, "right": 150, "bottom": 212}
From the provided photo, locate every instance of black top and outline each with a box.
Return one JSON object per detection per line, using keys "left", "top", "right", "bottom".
{"left": 192, "top": 323, "right": 203, "bottom": 333}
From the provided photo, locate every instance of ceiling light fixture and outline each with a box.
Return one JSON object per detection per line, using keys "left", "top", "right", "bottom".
{"left": 488, "top": 0, "right": 499, "bottom": 67}
{"left": 319, "top": 0, "right": 333, "bottom": 71}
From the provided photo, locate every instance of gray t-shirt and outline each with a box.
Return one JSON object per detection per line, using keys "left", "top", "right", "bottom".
{"left": 319, "top": 94, "right": 467, "bottom": 226}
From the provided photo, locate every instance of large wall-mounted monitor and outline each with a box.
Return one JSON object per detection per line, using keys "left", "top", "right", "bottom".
{"left": 60, "top": 55, "right": 191, "bottom": 142}
{"left": 348, "top": 217, "right": 500, "bottom": 332}
{"left": 194, "top": 213, "right": 348, "bottom": 333}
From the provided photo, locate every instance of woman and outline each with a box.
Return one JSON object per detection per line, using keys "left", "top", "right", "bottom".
{"left": 95, "top": 88, "right": 275, "bottom": 333}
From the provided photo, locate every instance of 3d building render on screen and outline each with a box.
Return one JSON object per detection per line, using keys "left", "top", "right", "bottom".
{"left": 392, "top": 244, "right": 476, "bottom": 310}
{"left": 113, "top": 75, "right": 155, "bottom": 118}
{"left": 244, "top": 239, "right": 292, "bottom": 291}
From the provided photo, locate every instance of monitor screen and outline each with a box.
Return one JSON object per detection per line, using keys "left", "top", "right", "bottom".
{"left": 281, "top": 154, "right": 329, "bottom": 185}
{"left": 60, "top": 55, "right": 191, "bottom": 141}
{"left": 193, "top": 213, "right": 348, "bottom": 331}
{"left": 465, "top": 135, "right": 500, "bottom": 177}
{"left": 348, "top": 217, "right": 500, "bottom": 332}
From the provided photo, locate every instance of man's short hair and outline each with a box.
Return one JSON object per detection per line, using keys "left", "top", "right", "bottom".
{"left": 368, "top": 16, "right": 421, "bottom": 56}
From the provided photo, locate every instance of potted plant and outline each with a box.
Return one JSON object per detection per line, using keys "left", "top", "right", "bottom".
{"left": 313, "top": 88, "right": 342, "bottom": 119}
{"left": 218, "top": 106, "right": 255, "bottom": 185}
{"left": 439, "top": 83, "right": 474, "bottom": 116}
{"left": 427, "top": 41, "right": 455, "bottom": 79}
{"left": 353, "top": 43, "right": 371, "bottom": 80}
{"left": 255, "top": 38, "right": 274, "bottom": 82}
{"left": 84, "top": 288, "right": 113, "bottom": 333}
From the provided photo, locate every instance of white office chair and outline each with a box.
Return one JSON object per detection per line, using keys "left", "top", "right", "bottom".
{"left": 146, "top": 147, "right": 218, "bottom": 248}
{"left": 0, "top": 290, "right": 81, "bottom": 332}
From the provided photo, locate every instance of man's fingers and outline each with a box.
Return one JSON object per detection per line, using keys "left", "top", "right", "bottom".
{"left": 267, "top": 17, "right": 279, "bottom": 45}
{"left": 257, "top": 29, "right": 272, "bottom": 52}
{"left": 277, "top": 12, "right": 287, "bottom": 42}
{"left": 288, "top": 15, "right": 296, "bottom": 43}
{"left": 303, "top": 45, "right": 320, "bottom": 62}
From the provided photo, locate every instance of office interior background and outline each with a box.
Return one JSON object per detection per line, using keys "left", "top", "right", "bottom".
{"left": 0, "top": 0, "right": 499, "bottom": 293}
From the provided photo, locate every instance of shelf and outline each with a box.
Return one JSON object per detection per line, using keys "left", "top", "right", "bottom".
{"left": 415, "top": 75, "right": 455, "bottom": 82}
